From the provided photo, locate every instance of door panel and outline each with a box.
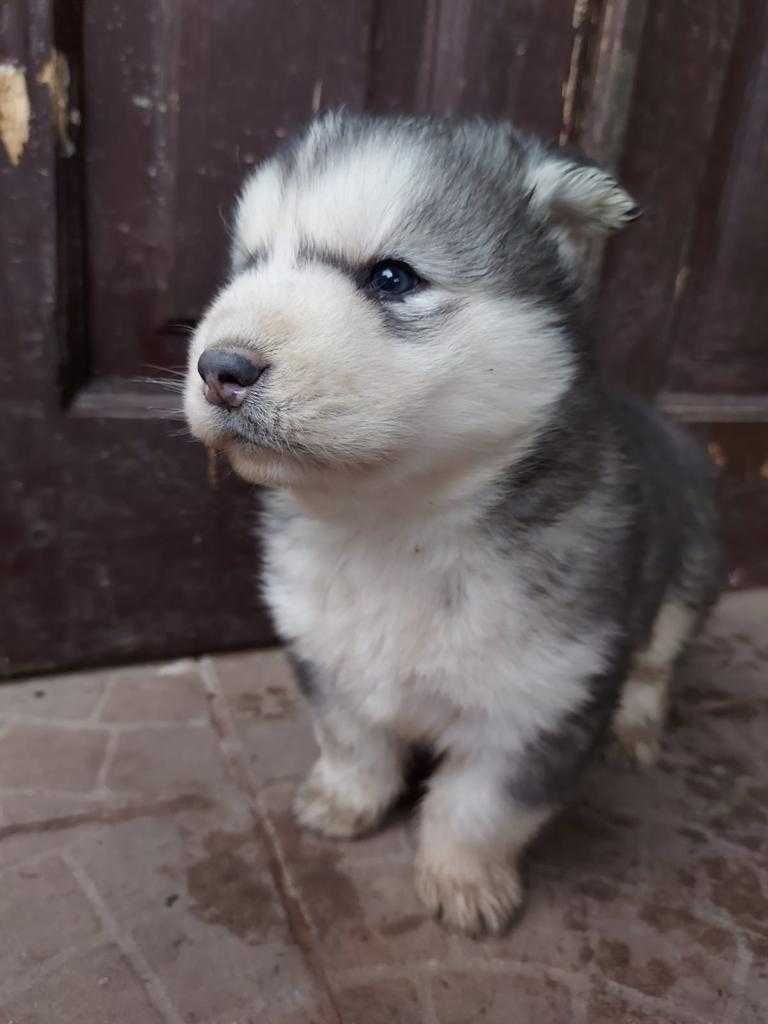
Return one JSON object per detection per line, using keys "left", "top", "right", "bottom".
{"left": 594, "top": 0, "right": 743, "bottom": 395}
{"left": 83, "top": 0, "right": 376, "bottom": 378}
{"left": 593, "top": 0, "right": 768, "bottom": 589}
{"left": 666, "top": 1, "right": 768, "bottom": 396}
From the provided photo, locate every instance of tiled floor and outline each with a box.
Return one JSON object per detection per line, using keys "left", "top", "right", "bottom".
{"left": 0, "top": 591, "right": 766, "bottom": 1024}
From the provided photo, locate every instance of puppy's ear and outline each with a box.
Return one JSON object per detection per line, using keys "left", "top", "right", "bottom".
{"left": 525, "top": 149, "right": 638, "bottom": 270}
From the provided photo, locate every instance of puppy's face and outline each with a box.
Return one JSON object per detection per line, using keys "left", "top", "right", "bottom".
{"left": 185, "top": 114, "right": 634, "bottom": 487}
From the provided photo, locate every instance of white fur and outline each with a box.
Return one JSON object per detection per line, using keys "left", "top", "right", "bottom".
{"left": 613, "top": 600, "right": 696, "bottom": 766}
{"left": 265, "top": 497, "right": 615, "bottom": 752}
{"left": 639, "top": 599, "right": 696, "bottom": 669}
{"left": 527, "top": 152, "right": 636, "bottom": 234}
{"left": 526, "top": 149, "right": 636, "bottom": 273}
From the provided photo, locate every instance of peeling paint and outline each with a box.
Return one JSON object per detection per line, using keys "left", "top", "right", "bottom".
{"left": 708, "top": 442, "right": 727, "bottom": 469}
{"left": 0, "top": 63, "right": 31, "bottom": 166}
{"left": 38, "top": 50, "right": 75, "bottom": 157}
{"left": 674, "top": 265, "right": 690, "bottom": 301}
{"left": 311, "top": 78, "right": 323, "bottom": 114}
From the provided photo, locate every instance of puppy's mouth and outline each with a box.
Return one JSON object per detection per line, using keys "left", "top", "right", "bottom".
{"left": 203, "top": 413, "right": 287, "bottom": 455}
{"left": 197, "top": 403, "right": 323, "bottom": 469}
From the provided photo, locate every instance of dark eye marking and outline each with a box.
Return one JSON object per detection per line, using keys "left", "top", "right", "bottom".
{"left": 366, "top": 259, "right": 423, "bottom": 299}
{"left": 295, "top": 241, "right": 428, "bottom": 299}
{"left": 234, "top": 244, "right": 269, "bottom": 275}
{"left": 296, "top": 241, "right": 360, "bottom": 281}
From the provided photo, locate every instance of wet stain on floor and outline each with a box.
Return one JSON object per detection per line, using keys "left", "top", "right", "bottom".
{"left": 186, "top": 830, "right": 283, "bottom": 942}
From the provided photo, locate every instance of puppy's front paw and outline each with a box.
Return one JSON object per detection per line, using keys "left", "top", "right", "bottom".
{"left": 612, "top": 675, "right": 667, "bottom": 769}
{"left": 414, "top": 851, "right": 523, "bottom": 937}
{"left": 294, "top": 765, "right": 391, "bottom": 840}
{"left": 611, "top": 724, "right": 662, "bottom": 768}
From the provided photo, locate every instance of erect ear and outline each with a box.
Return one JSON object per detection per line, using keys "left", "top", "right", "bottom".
{"left": 525, "top": 148, "right": 639, "bottom": 269}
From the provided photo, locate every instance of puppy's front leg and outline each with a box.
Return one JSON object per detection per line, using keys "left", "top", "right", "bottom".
{"left": 415, "top": 750, "right": 553, "bottom": 937}
{"left": 295, "top": 704, "right": 405, "bottom": 839}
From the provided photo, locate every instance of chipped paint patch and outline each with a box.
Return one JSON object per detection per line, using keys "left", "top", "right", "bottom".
{"left": 708, "top": 441, "right": 727, "bottom": 469}
{"left": 311, "top": 79, "right": 323, "bottom": 114}
{"left": 674, "top": 264, "right": 690, "bottom": 301}
{"left": 0, "top": 63, "right": 31, "bottom": 166}
{"left": 38, "top": 49, "right": 75, "bottom": 157}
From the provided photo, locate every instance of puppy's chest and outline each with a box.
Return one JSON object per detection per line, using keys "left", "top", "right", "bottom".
{"left": 264, "top": 514, "right": 519, "bottom": 694}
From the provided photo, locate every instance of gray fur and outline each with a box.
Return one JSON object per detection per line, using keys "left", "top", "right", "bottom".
{"left": 268, "top": 114, "right": 581, "bottom": 311}
{"left": 488, "top": 386, "right": 721, "bottom": 805}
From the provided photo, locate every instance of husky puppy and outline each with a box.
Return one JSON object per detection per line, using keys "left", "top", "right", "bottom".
{"left": 184, "top": 113, "right": 721, "bottom": 936}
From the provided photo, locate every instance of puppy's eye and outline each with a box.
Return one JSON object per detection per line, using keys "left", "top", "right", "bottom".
{"left": 367, "top": 259, "right": 420, "bottom": 297}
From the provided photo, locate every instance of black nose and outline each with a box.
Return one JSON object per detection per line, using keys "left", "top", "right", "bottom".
{"left": 197, "top": 348, "right": 267, "bottom": 409}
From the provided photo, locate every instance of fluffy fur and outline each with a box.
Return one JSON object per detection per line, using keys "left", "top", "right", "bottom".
{"left": 184, "top": 113, "right": 722, "bottom": 936}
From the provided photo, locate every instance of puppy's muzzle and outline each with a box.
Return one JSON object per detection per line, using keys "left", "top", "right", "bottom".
{"left": 197, "top": 348, "right": 268, "bottom": 409}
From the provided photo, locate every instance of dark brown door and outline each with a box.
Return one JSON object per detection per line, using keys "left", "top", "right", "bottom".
{"left": 3, "top": 0, "right": 766, "bottom": 677}
{"left": 592, "top": 0, "right": 768, "bottom": 589}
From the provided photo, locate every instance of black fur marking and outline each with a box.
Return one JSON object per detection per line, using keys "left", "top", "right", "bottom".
{"left": 285, "top": 649, "right": 318, "bottom": 702}
{"left": 231, "top": 244, "right": 269, "bottom": 277}
{"left": 508, "top": 659, "right": 627, "bottom": 808}
{"left": 377, "top": 299, "right": 462, "bottom": 340}
{"left": 295, "top": 239, "right": 365, "bottom": 286}
{"left": 489, "top": 375, "right": 603, "bottom": 534}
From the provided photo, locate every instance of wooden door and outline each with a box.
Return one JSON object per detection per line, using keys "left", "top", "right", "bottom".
{"left": 2, "top": 0, "right": 766, "bottom": 677}
{"left": 592, "top": 0, "right": 768, "bottom": 589}
{"left": 0, "top": 1, "right": 581, "bottom": 676}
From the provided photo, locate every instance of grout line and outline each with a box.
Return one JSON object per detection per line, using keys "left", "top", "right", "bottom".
{"left": 3, "top": 713, "right": 209, "bottom": 732}
{"left": 64, "top": 850, "right": 187, "bottom": 1024}
{"left": 0, "top": 793, "right": 211, "bottom": 845}
{"left": 0, "top": 785, "right": 135, "bottom": 802}
{"left": 329, "top": 958, "right": 587, "bottom": 987}
{"left": 593, "top": 976, "right": 717, "bottom": 1024}
{"left": 0, "top": 845, "right": 76, "bottom": 880}
{"left": 198, "top": 656, "right": 344, "bottom": 1024}
{"left": 722, "top": 934, "right": 754, "bottom": 1024}
{"left": 568, "top": 984, "right": 591, "bottom": 1024}
{"left": 413, "top": 970, "right": 440, "bottom": 1024}
{"left": 94, "top": 730, "right": 120, "bottom": 792}
{"left": 0, "top": 932, "right": 114, "bottom": 1006}
{"left": 89, "top": 671, "right": 117, "bottom": 721}
{"left": 258, "top": 800, "right": 320, "bottom": 930}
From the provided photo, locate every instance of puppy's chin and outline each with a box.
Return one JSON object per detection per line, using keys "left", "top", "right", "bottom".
{"left": 184, "top": 399, "right": 307, "bottom": 487}
{"left": 226, "top": 442, "right": 307, "bottom": 488}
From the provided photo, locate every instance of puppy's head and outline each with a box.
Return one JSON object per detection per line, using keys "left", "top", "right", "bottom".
{"left": 185, "top": 113, "right": 635, "bottom": 488}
